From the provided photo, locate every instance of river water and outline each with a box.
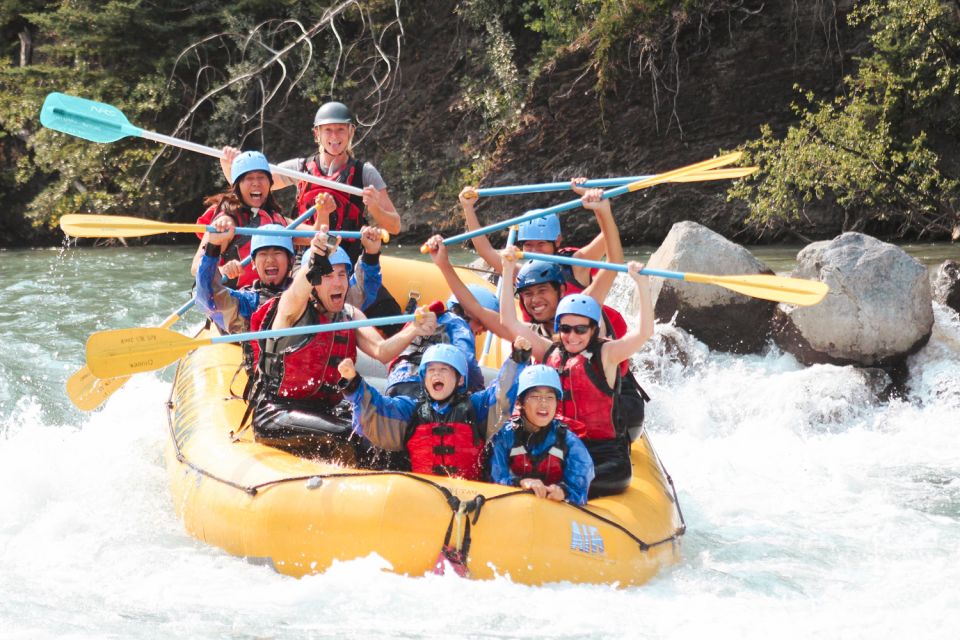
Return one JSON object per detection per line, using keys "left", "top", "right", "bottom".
{"left": 2, "top": 242, "right": 959, "bottom": 639}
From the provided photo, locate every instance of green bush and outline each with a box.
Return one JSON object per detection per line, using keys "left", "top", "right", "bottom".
{"left": 729, "top": 0, "right": 960, "bottom": 239}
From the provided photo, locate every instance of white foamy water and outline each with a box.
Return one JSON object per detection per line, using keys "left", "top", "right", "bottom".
{"left": 2, "top": 246, "right": 959, "bottom": 639}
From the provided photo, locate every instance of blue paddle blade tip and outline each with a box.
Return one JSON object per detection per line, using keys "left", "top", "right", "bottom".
{"left": 39, "top": 92, "right": 139, "bottom": 143}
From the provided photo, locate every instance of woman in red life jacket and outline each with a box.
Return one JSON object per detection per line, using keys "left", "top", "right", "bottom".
{"left": 246, "top": 225, "right": 437, "bottom": 458}
{"left": 488, "top": 365, "right": 595, "bottom": 505}
{"left": 459, "top": 178, "right": 622, "bottom": 293}
{"left": 191, "top": 150, "right": 289, "bottom": 289}
{"left": 219, "top": 102, "right": 399, "bottom": 264}
{"left": 337, "top": 338, "right": 530, "bottom": 480}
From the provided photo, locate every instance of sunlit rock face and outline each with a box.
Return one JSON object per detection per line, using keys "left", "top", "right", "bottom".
{"left": 773, "top": 232, "right": 933, "bottom": 367}
{"left": 643, "top": 221, "right": 775, "bottom": 354}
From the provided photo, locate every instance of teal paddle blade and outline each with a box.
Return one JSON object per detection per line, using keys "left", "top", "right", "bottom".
{"left": 40, "top": 92, "right": 143, "bottom": 143}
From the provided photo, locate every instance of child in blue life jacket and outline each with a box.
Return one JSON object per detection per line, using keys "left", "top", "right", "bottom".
{"left": 488, "top": 365, "right": 595, "bottom": 505}
{"left": 337, "top": 338, "right": 530, "bottom": 480}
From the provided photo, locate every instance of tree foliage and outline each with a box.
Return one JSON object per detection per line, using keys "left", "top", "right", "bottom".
{"left": 0, "top": 0, "right": 402, "bottom": 244}
{"left": 728, "top": 0, "right": 960, "bottom": 240}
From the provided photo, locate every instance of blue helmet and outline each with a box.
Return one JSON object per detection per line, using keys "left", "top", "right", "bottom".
{"left": 554, "top": 294, "right": 602, "bottom": 333}
{"left": 517, "top": 365, "right": 563, "bottom": 399}
{"left": 515, "top": 259, "right": 564, "bottom": 293}
{"left": 230, "top": 150, "right": 273, "bottom": 185}
{"left": 447, "top": 284, "right": 499, "bottom": 313}
{"left": 328, "top": 245, "right": 353, "bottom": 275}
{"left": 250, "top": 225, "right": 294, "bottom": 258}
{"left": 419, "top": 343, "right": 468, "bottom": 389}
{"left": 517, "top": 213, "right": 561, "bottom": 243}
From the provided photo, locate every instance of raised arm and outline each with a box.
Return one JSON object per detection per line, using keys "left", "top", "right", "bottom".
{"left": 460, "top": 187, "right": 503, "bottom": 273}
{"left": 354, "top": 305, "right": 437, "bottom": 364}
{"left": 498, "top": 246, "right": 553, "bottom": 361}
{"left": 569, "top": 177, "right": 607, "bottom": 285}
{"left": 578, "top": 186, "right": 623, "bottom": 306}
{"left": 272, "top": 227, "right": 336, "bottom": 329}
{"left": 600, "top": 261, "right": 654, "bottom": 380}
{"left": 425, "top": 234, "right": 511, "bottom": 339}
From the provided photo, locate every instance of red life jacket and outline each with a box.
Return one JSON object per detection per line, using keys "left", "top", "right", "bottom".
{"left": 295, "top": 155, "right": 366, "bottom": 230}
{"left": 249, "top": 295, "right": 357, "bottom": 406}
{"left": 544, "top": 340, "right": 617, "bottom": 441}
{"left": 556, "top": 246, "right": 593, "bottom": 292}
{"left": 508, "top": 419, "right": 568, "bottom": 486}
{"left": 405, "top": 396, "right": 484, "bottom": 480}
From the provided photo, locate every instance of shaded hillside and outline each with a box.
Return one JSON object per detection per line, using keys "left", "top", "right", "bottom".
{"left": 2, "top": 1, "right": 956, "bottom": 247}
{"left": 356, "top": 0, "right": 864, "bottom": 246}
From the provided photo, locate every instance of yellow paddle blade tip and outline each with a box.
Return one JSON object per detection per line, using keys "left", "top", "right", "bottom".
{"left": 683, "top": 273, "right": 830, "bottom": 306}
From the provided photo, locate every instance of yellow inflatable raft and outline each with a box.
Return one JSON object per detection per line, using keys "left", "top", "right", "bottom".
{"left": 164, "top": 257, "right": 685, "bottom": 586}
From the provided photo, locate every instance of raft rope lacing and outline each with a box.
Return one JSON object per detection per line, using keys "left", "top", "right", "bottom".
{"left": 167, "top": 378, "right": 686, "bottom": 565}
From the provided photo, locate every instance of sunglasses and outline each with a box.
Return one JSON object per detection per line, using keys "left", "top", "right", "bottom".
{"left": 558, "top": 324, "right": 592, "bottom": 335}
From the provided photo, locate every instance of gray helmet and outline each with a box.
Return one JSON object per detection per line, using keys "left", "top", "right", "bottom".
{"left": 313, "top": 101, "right": 353, "bottom": 127}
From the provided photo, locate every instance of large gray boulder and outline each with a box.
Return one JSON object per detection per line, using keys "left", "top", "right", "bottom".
{"left": 641, "top": 221, "right": 776, "bottom": 354}
{"left": 773, "top": 232, "right": 933, "bottom": 367}
{"left": 932, "top": 259, "right": 960, "bottom": 313}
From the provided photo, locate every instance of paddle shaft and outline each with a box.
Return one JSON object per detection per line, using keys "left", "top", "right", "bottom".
{"left": 430, "top": 153, "right": 742, "bottom": 250}
{"left": 473, "top": 168, "right": 757, "bottom": 197}
{"left": 211, "top": 313, "right": 417, "bottom": 345}
{"left": 41, "top": 93, "right": 363, "bottom": 197}
{"left": 517, "top": 250, "right": 829, "bottom": 306}
{"left": 213, "top": 225, "right": 362, "bottom": 239}
{"left": 436, "top": 185, "right": 630, "bottom": 249}
{"left": 517, "top": 250, "right": 678, "bottom": 280}
{"left": 141, "top": 130, "right": 363, "bottom": 196}
{"left": 476, "top": 176, "right": 654, "bottom": 197}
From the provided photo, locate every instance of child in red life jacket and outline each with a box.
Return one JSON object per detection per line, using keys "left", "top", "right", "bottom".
{"left": 488, "top": 365, "right": 595, "bottom": 505}
{"left": 337, "top": 338, "right": 531, "bottom": 480}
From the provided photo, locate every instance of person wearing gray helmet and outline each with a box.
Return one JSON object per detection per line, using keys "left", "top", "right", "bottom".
{"left": 219, "top": 101, "right": 400, "bottom": 263}
{"left": 221, "top": 101, "right": 406, "bottom": 333}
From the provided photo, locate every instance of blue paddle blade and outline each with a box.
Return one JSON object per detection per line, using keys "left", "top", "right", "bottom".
{"left": 39, "top": 92, "right": 143, "bottom": 143}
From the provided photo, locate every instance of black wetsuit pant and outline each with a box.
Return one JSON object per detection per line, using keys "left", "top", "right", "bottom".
{"left": 584, "top": 436, "right": 633, "bottom": 498}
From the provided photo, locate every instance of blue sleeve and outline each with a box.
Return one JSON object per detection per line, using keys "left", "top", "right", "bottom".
{"left": 344, "top": 378, "right": 417, "bottom": 451}
{"left": 355, "top": 257, "right": 382, "bottom": 311}
{"left": 488, "top": 426, "right": 518, "bottom": 487}
{"left": 561, "top": 431, "right": 596, "bottom": 506}
{"left": 470, "top": 357, "right": 523, "bottom": 439}
{"left": 196, "top": 254, "right": 226, "bottom": 330}
{"left": 440, "top": 314, "right": 483, "bottom": 391}
{"left": 232, "top": 289, "right": 261, "bottom": 320}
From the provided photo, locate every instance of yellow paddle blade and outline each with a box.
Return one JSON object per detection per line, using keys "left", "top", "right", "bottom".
{"left": 60, "top": 214, "right": 204, "bottom": 238}
{"left": 684, "top": 272, "right": 829, "bottom": 306}
{"left": 86, "top": 327, "right": 211, "bottom": 379}
{"left": 674, "top": 166, "right": 758, "bottom": 182}
{"left": 65, "top": 368, "right": 132, "bottom": 411}
{"left": 626, "top": 151, "right": 743, "bottom": 192}
{"left": 66, "top": 312, "right": 183, "bottom": 411}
